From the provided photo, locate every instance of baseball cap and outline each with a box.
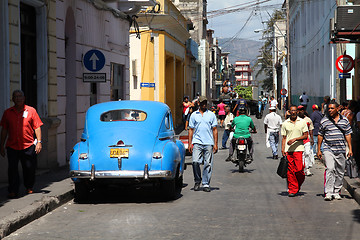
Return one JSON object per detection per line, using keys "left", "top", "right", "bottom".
{"left": 269, "top": 106, "right": 276, "bottom": 110}
{"left": 198, "top": 96, "right": 207, "bottom": 103}
{"left": 297, "top": 105, "right": 305, "bottom": 110}
{"left": 312, "top": 104, "right": 318, "bottom": 110}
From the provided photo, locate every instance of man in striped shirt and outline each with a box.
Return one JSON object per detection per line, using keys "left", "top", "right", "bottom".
{"left": 317, "top": 101, "right": 353, "bottom": 201}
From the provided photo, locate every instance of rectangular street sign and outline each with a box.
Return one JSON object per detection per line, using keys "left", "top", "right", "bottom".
{"left": 83, "top": 73, "right": 106, "bottom": 82}
{"left": 140, "top": 83, "right": 155, "bottom": 88}
{"left": 339, "top": 73, "right": 351, "bottom": 78}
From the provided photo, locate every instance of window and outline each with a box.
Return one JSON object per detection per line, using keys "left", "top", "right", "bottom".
{"left": 110, "top": 63, "right": 125, "bottom": 101}
{"left": 100, "top": 109, "right": 147, "bottom": 122}
{"left": 165, "top": 113, "right": 171, "bottom": 129}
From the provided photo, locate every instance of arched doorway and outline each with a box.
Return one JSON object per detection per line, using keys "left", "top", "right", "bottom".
{"left": 65, "top": 8, "right": 77, "bottom": 161}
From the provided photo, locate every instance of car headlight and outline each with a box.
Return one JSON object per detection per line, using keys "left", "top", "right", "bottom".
{"left": 152, "top": 152, "right": 162, "bottom": 159}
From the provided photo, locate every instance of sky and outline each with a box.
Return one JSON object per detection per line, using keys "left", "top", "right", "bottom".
{"left": 207, "top": 0, "right": 285, "bottom": 40}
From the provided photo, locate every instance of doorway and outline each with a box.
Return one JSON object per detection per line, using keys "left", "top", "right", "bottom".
{"left": 20, "top": 3, "right": 37, "bottom": 108}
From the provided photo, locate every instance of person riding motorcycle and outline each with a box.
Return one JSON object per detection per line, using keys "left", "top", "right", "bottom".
{"left": 225, "top": 107, "right": 257, "bottom": 162}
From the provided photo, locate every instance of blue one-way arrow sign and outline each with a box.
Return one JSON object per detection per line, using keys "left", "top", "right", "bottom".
{"left": 83, "top": 49, "right": 105, "bottom": 72}
{"left": 339, "top": 73, "right": 351, "bottom": 79}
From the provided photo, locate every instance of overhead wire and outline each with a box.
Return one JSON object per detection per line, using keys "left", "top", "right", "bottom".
{"left": 220, "top": 10, "right": 254, "bottom": 47}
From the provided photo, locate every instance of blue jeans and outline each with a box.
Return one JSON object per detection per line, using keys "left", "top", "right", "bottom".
{"left": 192, "top": 144, "right": 214, "bottom": 187}
{"left": 222, "top": 129, "right": 231, "bottom": 148}
{"left": 269, "top": 131, "right": 279, "bottom": 155}
{"left": 312, "top": 135, "right": 323, "bottom": 155}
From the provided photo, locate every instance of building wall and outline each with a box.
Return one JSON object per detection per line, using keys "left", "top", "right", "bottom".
{"left": 129, "top": 0, "right": 190, "bottom": 127}
{"left": 56, "top": 0, "right": 130, "bottom": 165}
{"left": 173, "top": 0, "right": 206, "bottom": 45}
{"left": 130, "top": 30, "right": 186, "bottom": 126}
{"left": 0, "top": 0, "right": 54, "bottom": 181}
{"left": 289, "top": 0, "right": 337, "bottom": 107}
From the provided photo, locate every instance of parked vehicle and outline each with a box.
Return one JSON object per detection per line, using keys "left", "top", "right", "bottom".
{"left": 69, "top": 101, "right": 186, "bottom": 202}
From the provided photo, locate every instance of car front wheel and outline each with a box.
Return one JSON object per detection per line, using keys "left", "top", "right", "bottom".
{"left": 74, "top": 181, "right": 89, "bottom": 203}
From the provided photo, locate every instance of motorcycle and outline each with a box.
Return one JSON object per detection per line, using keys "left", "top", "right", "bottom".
{"left": 231, "top": 130, "right": 256, "bottom": 172}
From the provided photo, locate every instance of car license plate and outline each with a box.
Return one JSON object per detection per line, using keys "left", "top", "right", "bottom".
{"left": 237, "top": 145, "right": 246, "bottom": 151}
{"left": 110, "top": 148, "right": 129, "bottom": 158}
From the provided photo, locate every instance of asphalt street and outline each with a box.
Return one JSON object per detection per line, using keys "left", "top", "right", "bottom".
{"left": 4, "top": 115, "right": 360, "bottom": 240}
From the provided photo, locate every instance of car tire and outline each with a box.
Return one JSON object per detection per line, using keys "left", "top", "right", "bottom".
{"left": 175, "top": 175, "right": 183, "bottom": 194}
{"left": 74, "top": 181, "right": 89, "bottom": 203}
{"left": 161, "top": 179, "right": 176, "bottom": 200}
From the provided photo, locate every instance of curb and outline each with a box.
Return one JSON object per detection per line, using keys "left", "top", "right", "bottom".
{"left": 0, "top": 190, "right": 74, "bottom": 239}
{"left": 342, "top": 176, "right": 360, "bottom": 205}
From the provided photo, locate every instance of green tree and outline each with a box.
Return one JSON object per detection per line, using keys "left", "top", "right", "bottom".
{"left": 234, "top": 86, "right": 252, "bottom": 100}
{"left": 254, "top": 10, "right": 286, "bottom": 91}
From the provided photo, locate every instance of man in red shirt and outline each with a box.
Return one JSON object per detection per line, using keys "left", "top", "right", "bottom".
{"left": 0, "top": 90, "right": 43, "bottom": 198}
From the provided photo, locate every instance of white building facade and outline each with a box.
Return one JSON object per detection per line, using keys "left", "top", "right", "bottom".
{"left": 289, "top": 0, "right": 337, "bottom": 107}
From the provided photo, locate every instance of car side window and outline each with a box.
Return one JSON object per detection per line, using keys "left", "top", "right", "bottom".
{"left": 165, "top": 113, "right": 170, "bottom": 129}
{"left": 169, "top": 112, "right": 174, "bottom": 130}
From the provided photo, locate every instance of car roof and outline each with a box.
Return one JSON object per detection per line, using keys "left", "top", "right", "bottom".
{"left": 85, "top": 100, "right": 170, "bottom": 125}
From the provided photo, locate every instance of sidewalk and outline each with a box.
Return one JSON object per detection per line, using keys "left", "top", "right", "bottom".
{"left": 0, "top": 167, "right": 73, "bottom": 239}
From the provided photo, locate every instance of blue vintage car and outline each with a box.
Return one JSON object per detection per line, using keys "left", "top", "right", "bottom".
{"left": 70, "top": 100, "right": 186, "bottom": 201}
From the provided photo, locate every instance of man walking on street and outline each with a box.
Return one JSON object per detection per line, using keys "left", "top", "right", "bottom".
{"left": 299, "top": 92, "right": 310, "bottom": 111}
{"left": 269, "top": 96, "right": 278, "bottom": 109}
{"left": 189, "top": 96, "right": 218, "bottom": 192}
{"left": 232, "top": 94, "right": 247, "bottom": 116}
{"left": 298, "top": 105, "right": 315, "bottom": 176}
{"left": 221, "top": 106, "right": 234, "bottom": 149}
{"left": 317, "top": 101, "right": 353, "bottom": 201}
{"left": 264, "top": 106, "right": 282, "bottom": 159}
{"left": 0, "top": 90, "right": 43, "bottom": 198}
{"left": 281, "top": 105, "right": 308, "bottom": 197}
{"left": 310, "top": 104, "right": 323, "bottom": 157}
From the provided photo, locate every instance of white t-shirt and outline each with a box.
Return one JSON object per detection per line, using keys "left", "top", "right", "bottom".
{"left": 224, "top": 113, "right": 234, "bottom": 130}
{"left": 270, "top": 100, "right": 278, "bottom": 108}
{"left": 264, "top": 112, "right": 282, "bottom": 132}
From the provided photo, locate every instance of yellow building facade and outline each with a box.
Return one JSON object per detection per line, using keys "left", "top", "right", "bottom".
{"left": 129, "top": 0, "right": 191, "bottom": 126}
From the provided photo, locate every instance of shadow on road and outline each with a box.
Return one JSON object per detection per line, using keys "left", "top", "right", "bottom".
{"left": 75, "top": 184, "right": 186, "bottom": 204}
{"left": 189, "top": 186, "right": 220, "bottom": 192}
{"left": 278, "top": 191, "right": 307, "bottom": 197}
{"left": 352, "top": 209, "right": 360, "bottom": 223}
{"left": 230, "top": 168, "right": 255, "bottom": 173}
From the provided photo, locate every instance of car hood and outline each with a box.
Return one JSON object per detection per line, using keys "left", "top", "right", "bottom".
{"left": 87, "top": 127, "right": 158, "bottom": 171}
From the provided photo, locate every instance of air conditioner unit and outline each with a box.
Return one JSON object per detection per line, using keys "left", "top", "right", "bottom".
{"left": 336, "top": 6, "right": 360, "bottom": 32}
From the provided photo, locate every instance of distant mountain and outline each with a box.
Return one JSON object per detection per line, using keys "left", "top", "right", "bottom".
{"left": 218, "top": 38, "right": 263, "bottom": 66}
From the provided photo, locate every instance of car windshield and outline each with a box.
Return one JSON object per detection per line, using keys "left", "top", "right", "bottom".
{"left": 100, "top": 109, "right": 147, "bottom": 122}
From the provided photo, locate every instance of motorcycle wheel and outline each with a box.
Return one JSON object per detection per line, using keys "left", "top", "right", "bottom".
{"left": 238, "top": 160, "right": 245, "bottom": 172}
